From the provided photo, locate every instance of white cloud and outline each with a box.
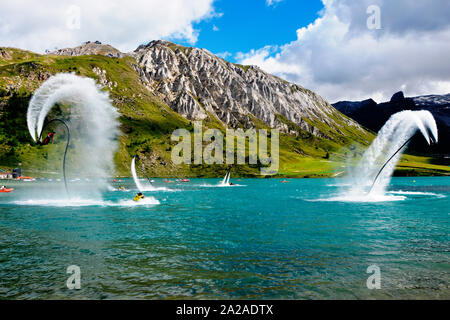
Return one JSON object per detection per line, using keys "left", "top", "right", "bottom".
{"left": 0, "top": 0, "right": 216, "bottom": 53}
{"left": 215, "top": 51, "right": 232, "bottom": 59}
{"left": 238, "top": 0, "right": 450, "bottom": 102}
{"left": 213, "top": 25, "right": 219, "bottom": 31}
{"left": 266, "top": 0, "right": 283, "bottom": 7}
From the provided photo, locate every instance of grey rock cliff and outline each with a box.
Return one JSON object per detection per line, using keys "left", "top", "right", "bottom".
{"left": 48, "top": 40, "right": 365, "bottom": 140}
{"left": 131, "top": 40, "right": 365, "bottom": 138}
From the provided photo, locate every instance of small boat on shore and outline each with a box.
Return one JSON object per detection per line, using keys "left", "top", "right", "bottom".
{"left": 18, "top": 176, "right": 36, "bottom": 182}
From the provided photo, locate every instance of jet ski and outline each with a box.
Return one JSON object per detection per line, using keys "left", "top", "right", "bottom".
{"left": 133, "top": 192, "right": 145, "bottom": 202}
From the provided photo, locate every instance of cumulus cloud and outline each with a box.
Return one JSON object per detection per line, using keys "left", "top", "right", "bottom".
{"left": 0, "top": 0, "right": 216, "bottom": 53}
{"left": 238, "top": 0, "right": 450, "bottom": 102}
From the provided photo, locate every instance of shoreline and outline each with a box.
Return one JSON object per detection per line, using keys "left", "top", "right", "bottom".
{"left": 1, "top": 173, "right": 449, "bottom": 182}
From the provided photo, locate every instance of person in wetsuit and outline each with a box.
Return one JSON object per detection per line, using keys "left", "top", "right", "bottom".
{"left": 39, "top": 132, "right": 56, "bottom": 146}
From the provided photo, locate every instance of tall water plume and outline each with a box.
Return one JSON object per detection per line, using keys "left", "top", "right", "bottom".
{"left": 131, "top": 156, "right": 156, "bottom": 192}
{"left": 27, "top": 73, "right": 120, "bottom": 198}
{"left": 344, "top": 110, "right": 438, "bottom": 198}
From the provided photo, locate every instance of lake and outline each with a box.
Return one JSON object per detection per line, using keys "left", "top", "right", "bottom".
{"left": 0, "top": 177, "right": 448, "bottom": 299}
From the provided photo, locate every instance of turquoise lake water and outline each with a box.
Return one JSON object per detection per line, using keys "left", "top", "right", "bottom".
{"left": 0, "top": 177, "right": 448, "bottom": 299}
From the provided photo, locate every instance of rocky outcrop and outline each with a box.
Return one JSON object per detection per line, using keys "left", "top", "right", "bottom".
{"left": 131, "top": 40, "right": 365, "bottom": 139}
{"left": 51, "top": 41, "right": 124, "bottom": 58}
{"left": 92, "top": 67, "right": 117, "bottom": 90}
{"left": 0, "top": 48, "right": 11, "bottom": 60}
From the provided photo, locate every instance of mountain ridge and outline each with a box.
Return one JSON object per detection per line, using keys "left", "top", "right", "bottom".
{"left": 131, "top": 40, "right": 367, "bottom": 142}
{"left": 333, "top": 91, "right": 450, "bottom": 157}
{"left": 49, "top": 40, "right": 367, "bottom": 141}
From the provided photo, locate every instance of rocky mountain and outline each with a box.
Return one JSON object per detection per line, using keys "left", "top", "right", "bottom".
{"left": 131, "top": 40, "right": 365, "bottom": 141}
{"left": 48, "top": 40, "right": 367, "bottom": 142}
{"left": 333, "top": 92, "right": 450, "bottom": 156}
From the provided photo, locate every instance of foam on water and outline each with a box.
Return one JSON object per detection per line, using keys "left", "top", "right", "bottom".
{"left": 309, "top": 189, "right": 445, "bottom": 203}
{"left": 326, "top": 183, "right": 351, "bottom": 187}
{"left": 114, "top": 198, "right": 160, "bottom": 206}
{"left": 389, "top": 190, "right": 446, "bottom": 198}
{"left": 308, "top": 194, "right": 407, "bottom": 203}
{"left": 137, "top": 184, "right": 175, "bottom": 192}
{"left": 12, "top": 197, "right": 160, "bottom": 207}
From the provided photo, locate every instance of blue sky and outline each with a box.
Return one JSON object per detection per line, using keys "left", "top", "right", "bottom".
{"left": 185, "top": 0, "right": 324, "bottom": 62}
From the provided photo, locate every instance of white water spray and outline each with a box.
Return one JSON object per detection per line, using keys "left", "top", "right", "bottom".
{"left": 221, "top": 171, "right": 230, "bottom": 185}
{"left": 131, "top": 156, "right": 144, "bottom": 192}
{"left": 27, "top": 73, "right": 120, "bottom": 197}
{"left": 219, "top": 167, "right": 232, "bottom": 186}
{"left": 131, "top": 156, "right": 156, "bottom": 191}
{"left": 343, "top": 110, "right": 438, "bottom": 199}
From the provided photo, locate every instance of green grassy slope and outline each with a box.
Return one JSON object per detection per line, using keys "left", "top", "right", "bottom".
{"left": 0, "top": 47, "right": 448, "bottom": 178}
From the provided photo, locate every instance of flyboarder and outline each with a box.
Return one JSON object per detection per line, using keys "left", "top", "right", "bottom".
{"left": 39, "top": 132, "right": 56, "bottom": 146}
{"left": 225, "top": 165, "right": 234, "bottom": 185}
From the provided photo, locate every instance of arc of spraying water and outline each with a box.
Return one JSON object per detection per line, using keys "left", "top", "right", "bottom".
{"left": 134, "top": 155, "right": 153, "bottom": 185}
{"left": 368, "top": 125, "right": 438, "bottom": 194}
{"left": 368, "top": 136, "right": 412, "bottom": 194}
{"left": 39, "top": 119, "right": 70, "bottom": 196}
{"left": 351, "top": 110, "right": 438, "bottom": 197}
